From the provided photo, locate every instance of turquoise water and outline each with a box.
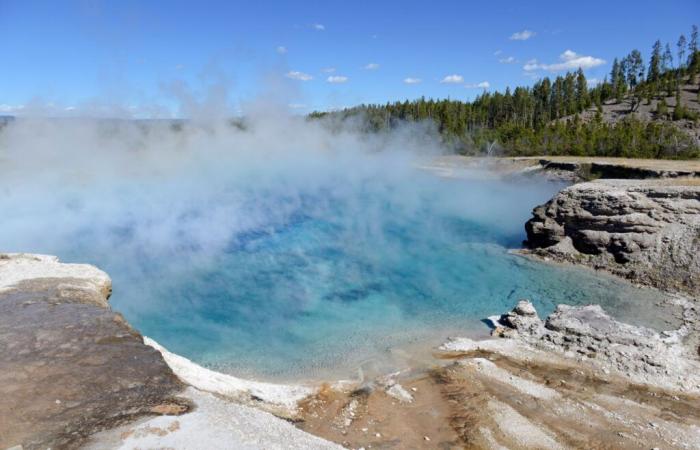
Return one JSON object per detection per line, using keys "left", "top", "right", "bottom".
{"left": 0, "top": 155, "right": 673, "bottom": 381}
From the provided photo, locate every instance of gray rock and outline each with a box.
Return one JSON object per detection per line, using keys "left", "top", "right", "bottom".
{"left": 495, "top": 299, "right": 700, "bottom": 392}
{"left": 497, "top": 300, "right": 544, "bottom": 336}
{"left": 524, "top": 180, "right": 700, "bottom": 296}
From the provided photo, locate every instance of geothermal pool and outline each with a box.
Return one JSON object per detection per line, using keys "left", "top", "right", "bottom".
{"left": 0, "top": 121, "right": 674, "bottom": 381}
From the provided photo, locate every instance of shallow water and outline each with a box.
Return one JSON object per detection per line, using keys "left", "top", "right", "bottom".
{"left": 0, "top": 149, "right": 676, "bottom": 382}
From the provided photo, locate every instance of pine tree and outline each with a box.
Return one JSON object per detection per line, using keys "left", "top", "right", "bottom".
{"left": 678, "top": 34, "right": 687, "bottom": 70}
{"left": 689, "top": 25, "right": 699, "bottom": 74}
{"left": 625, "top": 50, "right": 644, "bottom": 88}
{"left": 673, "top": 90, "right": 684, "bottom": 120}
{"left": 564, "top": 72, "right": 577, "bottom": 115}
{"left": 575, "top": 68, "right": 589, "bottom": 110}
{"left": 611, "top": 58, "right": 626, "bottom": 103}
{"left": 662, "top": 43, "right": 674, "bottom": 72}
{"left": 309, "top": 25, "right": 700, "bottom": 160}
{"left": 551, "top": 76, "right": 564, "bottom": 118}
{"left": 648, "top": 40, "right": 662, "bottom": 83}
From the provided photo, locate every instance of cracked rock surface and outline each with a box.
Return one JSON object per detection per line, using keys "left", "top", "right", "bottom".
{"left": 524, "top": 179, "right": 700, "bottom": 296}
{"left": 491, "top": 299, "right": 700, "bottom": 393}
{"left": 0, "top": 254, "right": 185, "bottom": 450}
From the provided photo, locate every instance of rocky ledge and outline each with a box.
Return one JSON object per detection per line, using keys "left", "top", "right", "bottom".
{"left": 297, "top": 299, "right": 700, "bottom": 449}
{"left": 524, "top": 179, "right": 700, "bottom": 296}
{"left": 0, "top": 254, "right": 339, "bottom": 450}
{"left": 488, "top": 299, "right": 700, "bottom": 392}
{"left": 0, "top": 254, "right": 187, "bottom": 449}
{"left": 538, "top": 158, "right": 700, "bottom": 180}
{"left": 433, "top": 299, "right": 700, "bottom": 449}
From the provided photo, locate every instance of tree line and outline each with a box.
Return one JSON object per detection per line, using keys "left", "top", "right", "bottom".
{"left": 310, "top": 25, "right": 700, "bottom": 159}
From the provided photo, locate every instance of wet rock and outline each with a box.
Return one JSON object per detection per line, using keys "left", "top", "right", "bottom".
{"left": 0, "top": 254, "right": 184, "bottom": 450}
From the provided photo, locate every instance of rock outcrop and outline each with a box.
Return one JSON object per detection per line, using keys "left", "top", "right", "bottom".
{"left": 0, "top": 253, "right": 341, "bottom": 450}
{"left": 524, "top": 179, "right": 700, "bottom": 296}
{"left": 488, "top": 300, "right": 700, "bottom": 393}
{"left": 539, "top": 159, "right": 700, "bottom": 180}
{"left": 0, "top": 254, "right": 186, "bottom": 449}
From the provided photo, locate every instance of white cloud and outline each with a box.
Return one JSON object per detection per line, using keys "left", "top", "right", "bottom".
{"left": 364, "top": 63, "right": 380, "bottom": 70}
{"left": 0, "top": 104, "right": 25, "bottom": 113}
{"left": 312, "top": 23, "right": 325, "bottom": 31}
{"left": 288, "top": 103, "right": 307, "bottom": 109}
{"left": 510, "top": 30, "right": 535, "bottom": 41}
{"left": 523, "top": 50, "right": 605, "bottom": 72}
{"left": 403, "top": 77, "right": 422, "bottom": 84}
{"left": 276, "top": 46, "right": 287, "bottom": 54}
{"left": 494, "top": 50, "right": 503, "bottom": 56}
{"left": 465, "top": 81, "right": 490, "bottom": 89}
{"left": 285, "top": 71, "right": 313, "bottom": 81}
{"left": 587, "top": 78, "right": 602, "bottom": 86}
{"left": 440, "top": 74, "right": 464, "bottom": 84}
{"left": 327, "top": 75, "right": 348, "bottom": 83}
{"left": 321, "top": 67, "right": 336, "bottom": 73}
{"left": 499, "top": 56, "right": 516, "bottom": 64}
{"left": 523, "top": 59, "right": 540, "bottom": 71}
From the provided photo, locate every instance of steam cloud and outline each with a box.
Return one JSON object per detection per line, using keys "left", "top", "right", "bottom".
{"left": 0, "top": 111, "right": 554, "bottom": 262}
{"left": 0, "top": 102, "right": 563, "bottom": 377}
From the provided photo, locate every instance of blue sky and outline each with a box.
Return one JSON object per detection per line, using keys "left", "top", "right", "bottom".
{"left": 0, "top": 0, "right": 697, "bottom": 117}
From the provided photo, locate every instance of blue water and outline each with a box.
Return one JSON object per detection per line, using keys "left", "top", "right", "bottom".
{"left": 0, "top": 157, "right": 674, "bottom": 381}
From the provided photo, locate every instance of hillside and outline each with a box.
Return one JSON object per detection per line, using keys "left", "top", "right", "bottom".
{"left": 310, "top": 26, "right": 700, "bottom": 160}
{"left": 563, "top": 76, "right": 700, "bottom": 144}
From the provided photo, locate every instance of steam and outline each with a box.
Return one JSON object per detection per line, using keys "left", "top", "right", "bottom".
{"left": 0, "top": 105, "right": 567, "bottom": 378}
{"left": 0, "top": 111, "right": 553, "bottom": 260}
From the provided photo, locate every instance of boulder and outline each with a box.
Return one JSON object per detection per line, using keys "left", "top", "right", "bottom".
{"left": 495, "top": 300, "right": 544, "bottom": 337}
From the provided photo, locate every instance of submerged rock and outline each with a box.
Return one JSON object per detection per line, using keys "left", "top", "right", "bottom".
{"left": 524, "top": 179, "right": 700, "bottom": 296}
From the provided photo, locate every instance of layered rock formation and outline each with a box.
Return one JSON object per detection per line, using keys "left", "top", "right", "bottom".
{"left": 298, "top": 300, "right": 700, "bottom": 450}
{"left": 538, "top": 159, "right": 700, "bottom": 180}
{"left": 488, "top": 300, "right": 700, "bottom": 392}
{"left": 524, "top": 179, "right": 700, "bottom": 296}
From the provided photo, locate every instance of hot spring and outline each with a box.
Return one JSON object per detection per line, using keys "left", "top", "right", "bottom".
{"left": 0, "top": 118, "right": 674, "bottom": 381}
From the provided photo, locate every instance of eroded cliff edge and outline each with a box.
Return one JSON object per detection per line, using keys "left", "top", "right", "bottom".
{"left": 0, "top": 254, "right": 187, "bottom": 449}
{"left": 0, "top": 254, "right": 340, "bottom": 450}
{"left": 524, "top": 178, "right": 700, "bottom": 297}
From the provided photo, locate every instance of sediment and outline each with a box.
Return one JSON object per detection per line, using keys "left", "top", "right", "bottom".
{"left": 297, "top": 299, "right": 700, "bottom": 449}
